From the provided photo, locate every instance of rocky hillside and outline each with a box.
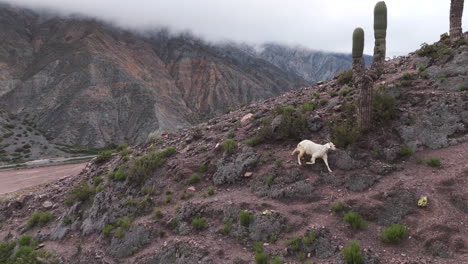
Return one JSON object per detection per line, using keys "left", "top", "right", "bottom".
{"left": 258, "top": 43, "right": 373, "bottom": 84}
{"left": 0, "top": 35, "right": 467, "bottom": 263}
{"left": 0, "top": 3, "right": 308, "bottom": 148}
{"left": 0, "top": 108, "right": 68, "bottom": 164}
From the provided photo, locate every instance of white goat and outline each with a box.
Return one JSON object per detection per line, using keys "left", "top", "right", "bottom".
{"left": 291, "top": 140, "right": 336, "bottom": 172}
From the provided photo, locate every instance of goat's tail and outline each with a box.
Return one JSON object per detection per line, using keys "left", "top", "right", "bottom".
{"left": 291, "top": 148, "right": 299, "bottom": 156}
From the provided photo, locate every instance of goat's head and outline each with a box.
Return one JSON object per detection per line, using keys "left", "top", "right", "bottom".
{"left": 326, "top": 142, "right": 337, "bottom": 151}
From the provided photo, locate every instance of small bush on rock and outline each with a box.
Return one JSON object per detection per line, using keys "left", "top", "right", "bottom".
{"left": 380, "top": 224, "right": 409, "bottom": 244}
{"left": 127, "top": 147, "right": 177, "bottom": 185}
{"left": 95, "top": 150, "right": 112, "bottom": 164}
{"left": 426, "top": 157, "right": 441, "bottom": 167}
{"left": 337, "top": 70, "right": 353, "bottom": 85}
{"left": 188, "top": 173, "right": 202, "bottom": 184}
{"left": 191, "top": 217, "right": 208, "bottom": 231}
{"left": 222, "top": 139, "right": 237, "bottom": 154}
{"left": 271, "top": 257, "right": 285, "bottom": 264}
{"left": 331, "top": 202, "right": 345, "bottom": 213}
{"left": 343, "top": 211, "right": 367, "bottom": 230}
{"left": 372, "top": 89, "right": 397, "bottom": 122}
{"left": 239, "top": 210, "right": 254, "bottom": 227}
{"left": 64, "top": 182, "right": 95, "bottom": 205}
{"left": 26, "top": 211, "right": 53, "bottom": 229}
{"left": 342, "top": 241, "right": 363, "bottom": 264}
{"left": 399, "top": 145, "right": 414, "bottom": 157}
{"left": 330, "top": 120, "right": 360, "bottom": 148}
{"left": 220, "top": 219, "right": 233, "bottom": 235}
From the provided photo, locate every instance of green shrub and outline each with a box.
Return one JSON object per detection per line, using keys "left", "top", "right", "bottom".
{"left": 301, "top": 101, "right": 316, "bottom": 112}
{"left": 222, "top": 139, "right": 237, "bottom": 154}
{"left": 416, "top": 42, "right": 438, "bottom": 57}
{"left": 207, "top": 186, "right": 216, "bottom": 196}
{"left": 285, "top": 236, "right": 301, "bottom": 251}
{"left": 26, "top": 211, "right": 53, "bottom": 229}
{"left": 320, "top": 98, "right": 328, "bottom": 105}
{"left": 271, "top": 257, "right": 285, "bottom": 264}
{"left": 380, "top": 224, "right": 409, "bottom": 244}
{"left": 426, "top": 157, "right": 441, "bottom": 167}
{"left": 127, "top": 147, "right": 177, "bottom": 185}
{"left": 331, "top": 202, "right": 345, "bottom": 213}
{"left": 188, "top": 173, "right": 202, "bottom": 184}
{"left": 265, "top": 175, "right": 274, "bottom": 185}
{"left": 399, "top": 80, "right": 410, "bottom": 87}
{"left": 276, "top": 106, "right": 307, "bottom": 139}
{"left": 437, "top": 74, "right": 446, "bottom": 81}
{"left": 339, "top": 87, "right": 352, "bottom": 97}
{"left": 275, "top": 159, "right": 283, "bottom": 167}
{"left": 343, "top": 211, "right": 367, "bottom": 229}
{"left": 0, "top": 241, "right": 15, "bottom": 263}
{"left": 330, "top": 121, "right": 360, "bottom": 148}
{"left": 64, "top": 182, "right": 95, "bottom": 205}
{"left": 255, "top": 251, "right": 269, "bottom": 264}
{"left": 116, "top": 143, "right": 128, "bottom": 151}
{"left": 372, "top": 89, "right": 397, "bottom": 121}
{"left": 337, "top": 70, "right": 353, "bottom": 85}
{"left": 102, "top": 224, "right": 114, "bottom": 237}
{"left": 109, "top": 165, "right": 126, "bottom": 181}
{"left": 165, "top": 194, "right": 172, "bottom": 203}
{"left": 220, "top": 219, "right": 233, "bottom": 235}
{"left": 239, "top": 210, "right": 254, "bottom": 227}
{"left": 95, "top": 150, "right": 113, "bottom": 164}
{"left": 116, "top": 217, "right": 131, "bottom": 230}
{"left": 342, "top": 241, "right": 363, "bottom": 264}
{"left": 296, "top": 252, "right": 306, "bottom": 261}
{"left": 402, "top": 72, "right": 413, "bottom": 80}
{"left": 329, "top": 91, "right": 338, "bottom": 97}
{"left": 92, "top": 176, "right": 103, "bottom": 186}
{"left": 115, "top": 228, "right": 125, "bottom": 239}
{"left": 227, "top": 131, "right": 236, "bottom": 138}
{"left": 198, "top": 162, "right": 208, "bottom": 172}
{"left": 191, "top": 217, "right": 207, "bottom": 231}
{"left": 246, "top": 118, "right": 274, "bottom": 147}
{"left": 153, "top": 209, "right": 164, "bottom": 219}
{"left": 458, "top": 84, "right": 467, "bottom": 91}
{"left": 302, "top": 231, "right": 316, "bottom": 246}
{"left": 14, "top": 245, "right": 34, "bottom": 258}
{"left": 400, "top": 145, "right": 414, "bottom": 157}
{"left": 18, "top": 234, "right": 34, "bottom": 246}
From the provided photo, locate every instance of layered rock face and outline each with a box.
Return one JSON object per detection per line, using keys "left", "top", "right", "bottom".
{"left": 0, "top": 4, "right": 308, "bottom": 147}
{"left": 258, "top": 43, "right": 373, "bottom": 84}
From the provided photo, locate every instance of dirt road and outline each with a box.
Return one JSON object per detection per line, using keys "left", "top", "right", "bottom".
{"left": 0, "top": 162, "right": 88, "bottom": 195}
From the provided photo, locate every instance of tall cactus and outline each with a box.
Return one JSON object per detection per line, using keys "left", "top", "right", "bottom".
{"left": 450, "top": 0, "right": 465, "bottom": 42}
{"left": 371, "top": 1, "right": 387, "bottom": 77}
{"left": 352, "top": 28, "right": 373, "bottom": 132}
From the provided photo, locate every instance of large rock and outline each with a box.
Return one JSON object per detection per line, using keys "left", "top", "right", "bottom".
{"left": 213, "top": 147, "right": 259, "bottom": 185}
{"left": 248, "top": 212, "right": 287, "bottom": 241}
{"left": 140, "top": 242, "right": 213, "bottom": 264}
{"left": 107, "top": 226, "right": 152, "bottom": 258}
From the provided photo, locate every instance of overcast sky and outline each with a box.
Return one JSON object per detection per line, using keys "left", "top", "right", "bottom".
{"left": 2, "top": 0, "right": 467, "bottom": 57}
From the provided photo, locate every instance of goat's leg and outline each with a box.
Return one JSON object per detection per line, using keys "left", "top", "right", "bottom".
{"left": 322, "top": 154, "right": 332, "bottom": 172}
{"left": 306, "top": 154, "right": 316, "bottom": 165}
{"left": 297, "top": 150, "right": 304, "bottom": 165}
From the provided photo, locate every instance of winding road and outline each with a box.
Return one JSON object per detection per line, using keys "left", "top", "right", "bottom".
{"left": 0, "top": 162, "right": 88, "bottom": 195}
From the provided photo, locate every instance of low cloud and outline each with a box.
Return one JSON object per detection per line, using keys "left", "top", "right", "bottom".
{"left": 1, "top": 0, "right": 467, "bottom": 57}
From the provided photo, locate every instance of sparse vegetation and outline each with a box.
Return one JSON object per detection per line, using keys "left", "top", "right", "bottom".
{"left": 26, "top": 211, "right": 53, "bottom": 229}
{"left": 337, "top": 70, "right": 353, "bottom": 85}
{"left": 126, "top": 147, "right": 177, "bottom": 185}
{"left": 343, "top": 211, "right": 367, "bottom": 229}
{"left": 302, "top": 231, "right": 316, "bottom": 246}
{"left": 330, "top": 120, "right": 360, "bottom": 148}
{"left": 458, "top": 84, "right": 467, "bottom": 91}
{"left": 271, "top": 257, "right": 285, "bottom": 264}
{"left": 239, "top": 210, "right": 254, "bottom": 227}
{"left": 339, "top": 87, "right": 353, "bottom": 97}
{"left": 102, "top": 224, "right": 114, "bottom": 237}
{"left": 300, "top": 101, "right": 316, "bottom": 112}
{"left": 380, "top": 224, "right": 409, "bottom": 244}
{"left": 220, "top": 219, "right": 233, "bottom": 235}
{"left": 342, "top": 241, "right": 363, "bottom": 264}
{"left": 191, "top": 217, "right": 208, "bottom": 231}
{"left": 188, "top": 173, "right": 202, "bottom": 184}
{"left": 222, "top": 139, "right": 237, "bottom": 154}
{"left": 275, "top": 105, "right": 307, "bottom": 139}
{"left": 227, "top": 130, "right": 236, "bottom": 138}
{"left": 95, "top": 150, "right": 113, "bottom": 164}
{"left": 331, "top": 202, "right": 345, "bottom": 213}
{"left": 207, "top": 186, "right": 216, "bottom": 196}
{"left": 198, "top": 162, "right": 208, "bottom": 172}
{"left": 437, "top": 73, "right": 446, "bottom": 81}
{"left": 285, "top": 236, "right": 301, "bottom": 251}
{"left": 153, "top": 208, "right": 164, "bottom": 219}
{"left": 108, "top": 165, "right": 126, "bottom": 181}
{"left": 400, "top": 145, "right": 414, "bottom": 157}
{"left": 372, "top": 89, "right": 397, "bottom": 121}
{"left": 64, "top": 181, "right": 95, "bottom": 205}
{"left": 426, "top": 157, "right": 442, "bottom": 167}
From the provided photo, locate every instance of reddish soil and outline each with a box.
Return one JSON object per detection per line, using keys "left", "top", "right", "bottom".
{"left": 0, "top": 162, "right": 88, "bottom": 195}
